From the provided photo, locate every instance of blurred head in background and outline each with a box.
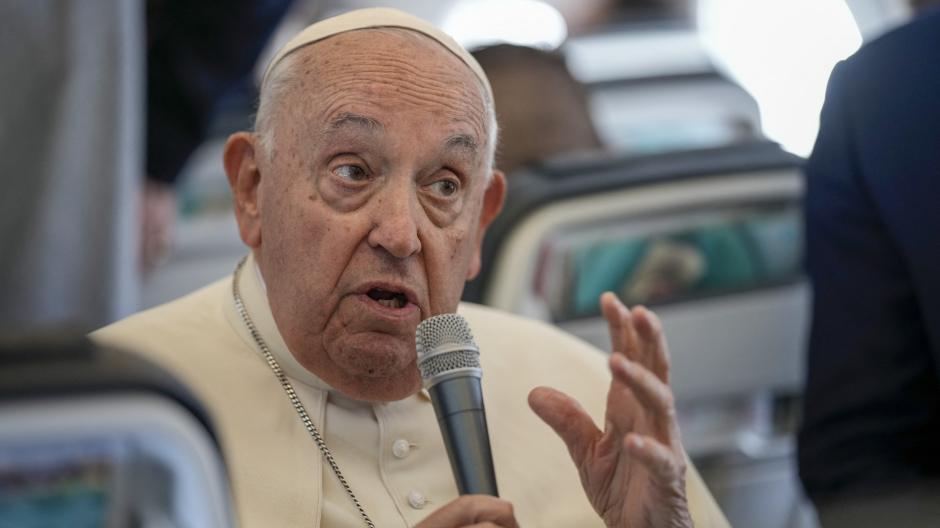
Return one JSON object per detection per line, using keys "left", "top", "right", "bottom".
{"left": 471, "top": 44, "right": 602, "bottom": 176}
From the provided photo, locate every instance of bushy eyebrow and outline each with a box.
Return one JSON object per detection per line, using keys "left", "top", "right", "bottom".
{"left": 322, "top": 113, "right": 385, "bottom": 136}
{"left": 444, "top": 133, "right": 479, "bottom": 158}
{"left": 319, "top": 113, "right": 480, "bottom": 160}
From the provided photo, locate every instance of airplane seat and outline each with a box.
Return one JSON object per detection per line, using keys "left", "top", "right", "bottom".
{"left": 464, "top": 140, "right": 807, "bottom": 406}
{"left": 0, "top": 335, "right": 235, "bottom": 528}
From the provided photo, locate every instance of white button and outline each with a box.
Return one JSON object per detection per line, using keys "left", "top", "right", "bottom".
{"left": 408, "top": 491, "right": 426, "bottom": 509}
{"left": 392, "top": 439, "right": 411, "bottom": 458}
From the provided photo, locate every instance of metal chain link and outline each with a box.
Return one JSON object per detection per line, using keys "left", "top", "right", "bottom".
{"left": 232, "top": 256, "right": 376, "bottom": 528}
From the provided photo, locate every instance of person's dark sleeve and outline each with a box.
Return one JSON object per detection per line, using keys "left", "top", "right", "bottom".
{"left": 797, "top": 59, "right": 940, "bottom": 502}
{"left": 146, "top": 0, "right": 293, "bottom": 184}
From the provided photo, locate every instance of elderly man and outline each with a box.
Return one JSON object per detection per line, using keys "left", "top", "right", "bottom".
{"left": 93, "top": 8, "right": 728, "bottom": 528}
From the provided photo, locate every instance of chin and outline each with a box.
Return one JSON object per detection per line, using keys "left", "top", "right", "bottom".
{"left": 339, "top": 367, "right": 423, "bottom": 403}
{"left": 329, "top": 337, "right": 424, "bottom": 402}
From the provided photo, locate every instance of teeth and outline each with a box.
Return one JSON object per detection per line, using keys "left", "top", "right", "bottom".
{"left": 378, "top": 298, "right": 401, "bottom": 308}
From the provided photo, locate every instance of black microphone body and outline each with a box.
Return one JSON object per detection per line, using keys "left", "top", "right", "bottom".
{"left": 429, "top": 376, "right": 498, "bottom": 496}
{"left": 416, "top": 314, "right": 499, "bottom": 497}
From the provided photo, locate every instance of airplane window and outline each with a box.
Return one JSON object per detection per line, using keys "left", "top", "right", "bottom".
{"left": 698, "top": 0, "right": 862, "bottom": 156}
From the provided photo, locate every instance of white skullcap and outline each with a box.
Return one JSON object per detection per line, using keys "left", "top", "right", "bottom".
{"left": 260, "top": 7, "right": 493, "bottom": 104}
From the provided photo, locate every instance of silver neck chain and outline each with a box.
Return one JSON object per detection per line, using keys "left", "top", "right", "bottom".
{"left": 232, "top": 256, "right": 376, "bottom": 528}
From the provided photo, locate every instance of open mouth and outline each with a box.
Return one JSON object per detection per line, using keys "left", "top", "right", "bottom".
{"left": 366, "top": 288, "right": 409, "bottom": 309}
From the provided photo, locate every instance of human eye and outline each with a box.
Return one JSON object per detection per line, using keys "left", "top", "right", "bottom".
{"left": 333, "top": 164, "right": 368, "bottom": 182}
{"left": 428, "top": 179, "right": 458, "bottom": 197}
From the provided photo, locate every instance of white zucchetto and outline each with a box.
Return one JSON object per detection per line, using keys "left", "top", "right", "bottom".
{"left": 261, "top": 7, "right": 493, "bottom": 104}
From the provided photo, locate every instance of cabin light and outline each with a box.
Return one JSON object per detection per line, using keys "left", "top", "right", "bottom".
{"left": 442, "top": 0, "right": 568, "bottom": 51}
{"left": 698, "top": 0, "right": 862, "bottom": 157}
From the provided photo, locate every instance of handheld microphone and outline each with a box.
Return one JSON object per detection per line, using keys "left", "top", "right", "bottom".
{"left": 416, "top": 314, "right": 498, "bottom": 497}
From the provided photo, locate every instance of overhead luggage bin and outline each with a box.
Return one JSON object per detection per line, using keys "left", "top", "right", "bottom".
{"left": 464, "top": 141, "right": 808, "bottom": 402}
{"left": 565, "top": 26, "right": 763, "bottom": 156}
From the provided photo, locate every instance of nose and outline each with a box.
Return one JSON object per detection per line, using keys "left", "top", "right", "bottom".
{"left": 366, "top": 180, "right": 422, "bottom": 259}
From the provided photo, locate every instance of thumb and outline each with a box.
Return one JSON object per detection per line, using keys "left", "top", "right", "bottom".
{"left": 528, "top": 386, "right": 601, "bottom": 464}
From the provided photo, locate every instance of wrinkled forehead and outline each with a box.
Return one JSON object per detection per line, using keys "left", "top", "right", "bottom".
{"left": 303, "top": 28, "right": 484, "bottom": 103}
{"left": 284, "top": 30, "right": 489, "bottom": 143}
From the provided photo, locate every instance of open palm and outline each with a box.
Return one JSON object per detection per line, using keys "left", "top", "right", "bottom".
{"left": 529, "top": 292, "right": 693, "bottom": 528}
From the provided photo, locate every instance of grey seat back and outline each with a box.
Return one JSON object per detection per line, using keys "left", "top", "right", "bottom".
{"left": 464, "top": 142, "right": 808, "bottom": 402}
{"left": 0, "top": 336, "right": 236, "bottom": 528}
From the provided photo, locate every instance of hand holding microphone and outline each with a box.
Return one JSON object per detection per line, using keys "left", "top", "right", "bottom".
{"left": 413, "top": 495, "right": 519, "bottom": 528}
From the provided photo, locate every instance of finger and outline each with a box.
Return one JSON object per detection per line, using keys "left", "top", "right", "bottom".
{"left": 624, "top": 433, "right": 687, "bottom": 488}
{"left": 416, "top": 495, "right": 519, "bottom": 528}
{"left": 630, "top": 306, "right": 671, "bottom": 382}
{"left": 529, "top": 386, "right": 602, "bottom": 464}
{"left": 609, "top": 355, "right": 677, "bottom": 435}
{"left": 601, "top": 292, "right": 640, "bottom": 361}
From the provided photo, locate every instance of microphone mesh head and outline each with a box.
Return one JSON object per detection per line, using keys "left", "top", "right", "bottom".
{"left": 416, "top": 314, "right": 480, "bottom": 380}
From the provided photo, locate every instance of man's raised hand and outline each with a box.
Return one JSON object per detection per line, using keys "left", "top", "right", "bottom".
{"left": 528, "top": 292, "right": 693, "bottom": 528}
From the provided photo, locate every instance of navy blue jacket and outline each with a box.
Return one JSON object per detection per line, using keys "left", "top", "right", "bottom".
{"left": 798, "top": 7, "right": 940, "bottom": 502}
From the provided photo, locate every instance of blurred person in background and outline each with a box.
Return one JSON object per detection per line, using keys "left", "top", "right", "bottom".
{"left": 595, "top": 0, "right": 689, "bottom": 24}
{"left": 557, "top": 0, "right": 691, "bottom": 34}
{"left": 798, "top": 3, "right": 940, "bottom": 527}
{"left": 0, "top": 0, "right": 291, "bottom": 333}
{"left": 470, "top": 44, "right": 603, "bottom": 177}
{"left": 0, "top": 0, "right": 143, "bottom": 333}
{"left": 143, "top": 0, "right": 292, "bottom": 270}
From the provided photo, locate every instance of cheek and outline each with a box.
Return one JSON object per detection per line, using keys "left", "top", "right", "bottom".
{"left": 263, "top": 187, "right": 365, "bottom": 301}
{"left": 424, "top": 224, "right": 476, "bottom": 314}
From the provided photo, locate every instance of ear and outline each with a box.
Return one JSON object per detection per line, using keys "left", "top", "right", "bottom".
{"left": 466, "top": 170, "right": 507, "bottom": 280}
{"left": 224, "top": 132, "right": 264, "bottom": 249}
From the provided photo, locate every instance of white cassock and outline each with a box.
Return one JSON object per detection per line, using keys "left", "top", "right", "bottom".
{"left": 91, "top": 252, "right": 730, "bottom": 528}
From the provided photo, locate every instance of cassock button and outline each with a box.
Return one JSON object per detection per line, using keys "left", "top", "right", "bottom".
{"left": 408, "top": 491, "right": 426, "bottom": 509}
{"left": 393, "top": 439, "right": 411, "bottom": 458}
